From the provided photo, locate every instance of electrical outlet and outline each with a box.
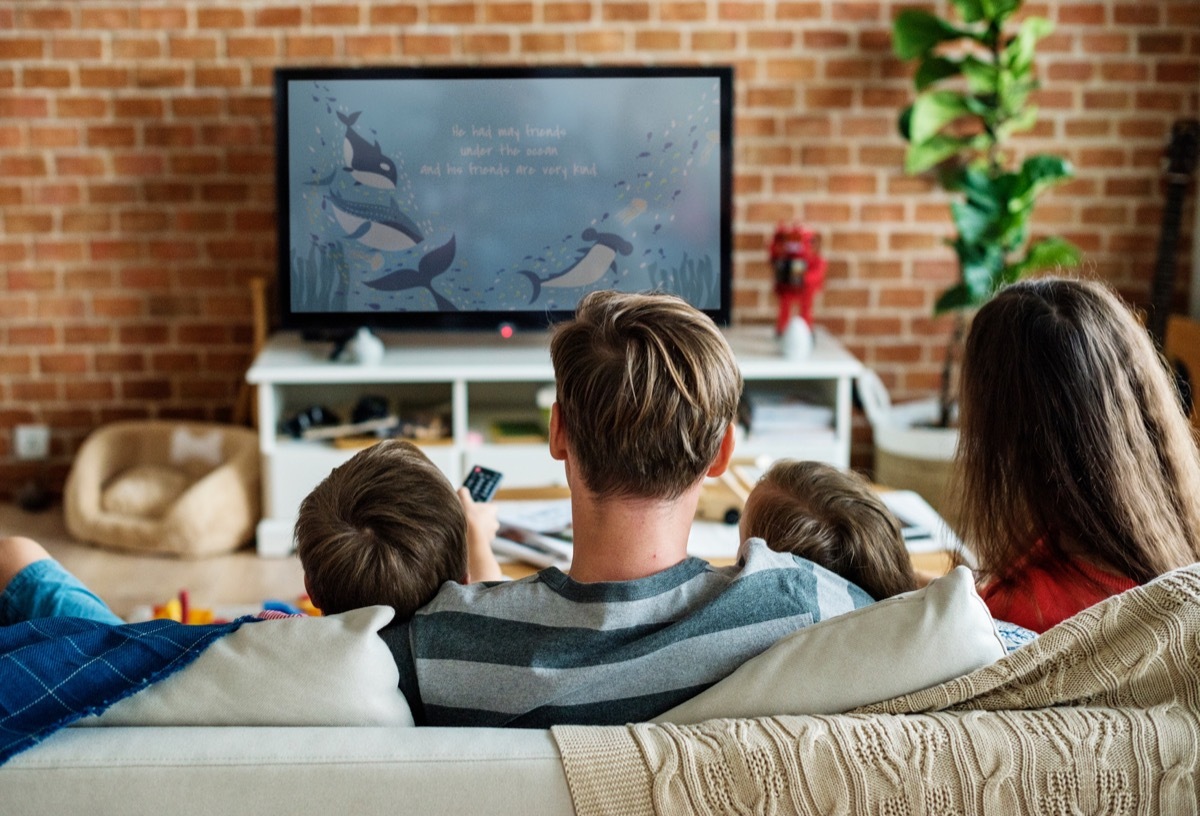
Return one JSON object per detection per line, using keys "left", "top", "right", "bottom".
{"left": 14, "top": 424, "right": 50, "bottom": 460}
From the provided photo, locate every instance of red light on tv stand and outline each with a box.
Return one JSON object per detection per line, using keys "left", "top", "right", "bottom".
{"left": 498, "top": 323, "right": 515, "bottom": 339}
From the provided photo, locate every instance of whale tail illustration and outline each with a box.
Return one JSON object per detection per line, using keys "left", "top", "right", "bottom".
{"left": 517, "top": 269, "right": 543, "bottom": 304}
{"left": 363, "top": 235, "right": 458, "bottom": 311}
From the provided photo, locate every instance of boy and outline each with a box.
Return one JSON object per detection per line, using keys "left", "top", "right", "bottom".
{"left": 739, "top": 459, "right": 917, "bottom": 601}
{"left": 0, "top": 439, "right": 500, "bottom": 625}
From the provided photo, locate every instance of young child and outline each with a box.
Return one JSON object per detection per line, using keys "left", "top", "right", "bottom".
{"left": 0, "top": 439, "right": 501, "bottom": 626}
{"left": 295, "top": 438, "right": 501, "bottom": 617}
{"left": 955, "top": 277, "right": 1200, "bottom": 633}
{"left": 738, "top": 459, "right": 917, "bottom": 601}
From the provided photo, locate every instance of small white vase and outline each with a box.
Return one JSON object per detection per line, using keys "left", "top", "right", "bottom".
{"left": 780, "top": 315, "right": 813, "bottom": 359}
{"left": 349, "top": 327, "right": 385, "bottom": 365}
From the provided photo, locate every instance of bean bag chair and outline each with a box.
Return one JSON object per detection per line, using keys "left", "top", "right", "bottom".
{"left": 64, "top": 421, "right": 260, "bottom": 558}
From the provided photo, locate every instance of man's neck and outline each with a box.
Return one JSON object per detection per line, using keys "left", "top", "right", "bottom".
{"left": 566, "top": 483, "right": 701, "bottom": 583}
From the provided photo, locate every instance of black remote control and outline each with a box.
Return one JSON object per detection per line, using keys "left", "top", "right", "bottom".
{"left": 463, "top": 465, "right": 503, "bottom": 502}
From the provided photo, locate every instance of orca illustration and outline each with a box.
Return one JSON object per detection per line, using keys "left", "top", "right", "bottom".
{"left": 518, "top": 228, "right": 634, "bottom": 304}
{"left": 324, "top": 192, "right": 424, "bottom": 252}
{"left": 339, "top": 111, "right": 398, "bottom": 190}
{"left": 362, "top": 235, "right": 459, "bottom": 311}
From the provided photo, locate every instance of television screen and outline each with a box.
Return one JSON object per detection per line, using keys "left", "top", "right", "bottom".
{"left": 274, "top": 65, "right": 733, "bottom": 333}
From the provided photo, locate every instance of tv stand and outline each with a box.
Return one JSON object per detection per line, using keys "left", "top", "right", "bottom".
{"left": 247, "top": 327, "right": 864, "bottom": 556}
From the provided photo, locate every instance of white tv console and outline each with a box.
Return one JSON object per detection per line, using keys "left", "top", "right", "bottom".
{"left": 247, "top": 326, "right": 864, "bottom": 556}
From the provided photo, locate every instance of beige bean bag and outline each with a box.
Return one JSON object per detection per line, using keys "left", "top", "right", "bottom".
{"left": 64, "top": 421, "right": 260, "bottom": 557}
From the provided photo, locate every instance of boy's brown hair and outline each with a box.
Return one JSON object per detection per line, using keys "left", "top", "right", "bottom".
{"left": 294, "top": 439, "right": 467, "bottom": 618}
{"left": 741, "top": 460, "right": 916, "bottom": 600}
{"left": 549, "top": 290, "right": 743, "bottom": 500}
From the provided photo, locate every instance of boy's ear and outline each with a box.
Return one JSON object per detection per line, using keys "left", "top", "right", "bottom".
{"left": 705, "top": 423, "right": 737, "bottom": 477}
{"left": 303, "top": 574, "right": 319, "bottom": 611}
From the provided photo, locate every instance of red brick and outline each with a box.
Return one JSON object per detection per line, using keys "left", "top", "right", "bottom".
{"left": 603, "top": 3, "right": 651, "bottom": 22}
{"left": 635, "top": 31, "right": 683, "bottom": 50}
{"left": 485, "top": 3, "right": 535, "bottom": 23}
{"left": 576, "top": 30, "right": 627, "bottom": 52}
{"left": 198, "top": 8, "right": 246, "bottom": 28}
{"left": 255, "top": 7, "right": 303, "bottom": 27}
{"left": 312, "top": 5, "right": 360, "bottom": 25}
{"left": 369, "top": 5, "right": 420, "bottom": 25}
{"left": 546, "top": 3, "right": 593, "bottom": 23}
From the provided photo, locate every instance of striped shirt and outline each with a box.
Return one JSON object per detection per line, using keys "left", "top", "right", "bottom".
{"left": 380, "top": 539, "right": 873, "bottom": 728}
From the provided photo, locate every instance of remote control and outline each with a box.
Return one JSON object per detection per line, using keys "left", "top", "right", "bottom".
{"left": 463, "top": 465, "right": 503, "bottom": 502}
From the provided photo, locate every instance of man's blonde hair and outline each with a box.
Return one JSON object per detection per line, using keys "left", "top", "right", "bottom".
{"left": 550, "top": 290, "right": 743, "bottom": 499}
{"left": 294, "top": 439, "right": 467, "bottom": 618}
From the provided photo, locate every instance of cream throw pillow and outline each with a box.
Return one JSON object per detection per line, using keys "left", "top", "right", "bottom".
{"left": 84, "top": 605, "right": 413, "bottom": 727}
{"left": 100, "top": 464, "right": 189, "bottom": 518}
{"left": 654, "top": 566, "right": 1005, "bottom": 724}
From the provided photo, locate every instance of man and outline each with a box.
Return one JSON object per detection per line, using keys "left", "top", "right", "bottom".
{"left": 382, "top": 290, "right": 872, "bottom": 727}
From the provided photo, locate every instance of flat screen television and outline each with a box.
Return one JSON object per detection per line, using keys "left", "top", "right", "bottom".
{"left": 274, "top": 65, "right": 733, "bottom": 334}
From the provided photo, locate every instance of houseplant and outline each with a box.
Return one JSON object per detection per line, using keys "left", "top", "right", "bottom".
{"left": 867, "top": 0, "right": 1081, "bottom": 523}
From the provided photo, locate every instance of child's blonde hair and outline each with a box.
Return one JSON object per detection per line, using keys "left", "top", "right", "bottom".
{"left": 742, "top": 460, "right": 916, "bottom": 600}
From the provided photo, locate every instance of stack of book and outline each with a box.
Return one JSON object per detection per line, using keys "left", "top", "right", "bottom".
{"left": 740, "top": 390, "right": 835, "bottom": 444}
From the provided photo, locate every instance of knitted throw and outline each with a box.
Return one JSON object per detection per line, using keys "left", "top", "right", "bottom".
{"left": 553, "top": 564, "right": 1200, "bottom": 815}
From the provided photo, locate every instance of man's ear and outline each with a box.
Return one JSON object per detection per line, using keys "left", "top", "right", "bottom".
{"left": 705, "top": 423, "right": 737, "bottom": 477}
{"left": 549, "top": 401, "right": 568, "bottom": 461}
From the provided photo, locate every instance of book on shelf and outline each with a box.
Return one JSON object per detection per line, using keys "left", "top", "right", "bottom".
{"left": 488, "top": 419, "right": 547, "bottom": 444}
{"left": 740, "top": 391, "right": 834, "bottom": 434}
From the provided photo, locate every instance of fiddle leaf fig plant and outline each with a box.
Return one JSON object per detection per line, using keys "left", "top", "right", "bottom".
{"left": 893, "top": 0, "right": 1081, "bottom": 424}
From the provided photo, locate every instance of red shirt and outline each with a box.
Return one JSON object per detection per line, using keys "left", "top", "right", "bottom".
{"left": 980, "top": 553, "right": 1137, "bottom": 634}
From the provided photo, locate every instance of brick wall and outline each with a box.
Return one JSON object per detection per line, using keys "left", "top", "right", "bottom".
{"left": 2, "top": 1, "right": 1198, "bottom": 497}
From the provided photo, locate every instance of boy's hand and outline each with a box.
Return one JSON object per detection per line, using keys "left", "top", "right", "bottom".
{"left": 458, "top": 487, "right": 503, "bottom": 582}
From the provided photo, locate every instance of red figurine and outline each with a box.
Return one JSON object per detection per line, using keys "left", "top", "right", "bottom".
{"left": 770, "top": 222, "right": 826, "bottom": 335}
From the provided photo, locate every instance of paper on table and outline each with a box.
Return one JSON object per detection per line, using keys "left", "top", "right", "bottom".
{"left": 879, "top": 490, "right": 974, "bottom": 567}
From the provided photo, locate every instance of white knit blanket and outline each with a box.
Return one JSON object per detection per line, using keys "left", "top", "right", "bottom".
{"left": 554, "top": 565, "right": 1200, "bottom": 815}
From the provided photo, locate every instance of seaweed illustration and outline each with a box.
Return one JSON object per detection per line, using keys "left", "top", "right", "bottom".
{"left": 291, "top": 241, "right": 349, "bottom": 313}
{"left": 647, "top": 252, "right": 718, "bottom": 309}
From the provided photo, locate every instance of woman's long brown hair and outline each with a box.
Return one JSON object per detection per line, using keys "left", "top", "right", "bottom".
{"left": 954, "top": 277, "right": 1200, "bottom": 587}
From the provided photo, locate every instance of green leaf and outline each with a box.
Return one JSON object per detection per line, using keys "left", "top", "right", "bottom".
{"left": 1006, "top": 237, "right": 1082, "bottom": 282}
{"left": 950, "top": 200, "right": 993, "bottom": 243}
{"left": 905, "top": 134, "right": 972, "bottom": 174}
{"left": 960, "top": 55, "right": 1000, "bottom": 96}
{"left": 990, "top": 0, "right": 1023, "bottom": 22}
{"left": 893, "top": 10, "right": 969, "bottom": 59}
{"left": 935, "top": 283, "right": 975, "bottom": 314}
{"left": 909, "top": 90, "right": 974, "bottom": 143}
{"left": 995, "top": 104, "right": 1038, "bottom": 140}
{"left": 914, "top": 55, "right": 963, "bottom": 91}
{"left": 897, "top": 105, "right": 913, "bottom": 140}
{"left": 1006, "top": 17, "right": 1053, "bottom": 74}
{"left": 950, "top": 0, "right": 987, "bottom": 24}
{"left": 1009, "top": 154, "right": 1074, "bottom": 212}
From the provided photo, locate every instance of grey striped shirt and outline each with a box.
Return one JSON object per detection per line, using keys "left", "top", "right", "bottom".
{"left": 381, "top": 538, "right": 873, "bottom": 728}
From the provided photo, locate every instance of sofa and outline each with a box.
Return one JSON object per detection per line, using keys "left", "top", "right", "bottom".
{"left": 4, "top": 565, "right": 1199, "bottom": 815}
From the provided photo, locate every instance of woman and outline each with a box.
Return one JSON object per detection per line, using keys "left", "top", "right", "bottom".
{"left": 955, "top": 277, "right": 1200, "bottom": 633}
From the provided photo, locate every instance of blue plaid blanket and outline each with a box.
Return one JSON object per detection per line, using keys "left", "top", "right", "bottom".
{"left": 0, "top": 615, "right": 256, "bottom": 765}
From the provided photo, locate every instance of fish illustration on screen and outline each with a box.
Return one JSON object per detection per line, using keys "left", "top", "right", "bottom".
{"left": 362, "top": 235, "right": 458, "bottom": 311}
{"left": 518, "top": 228, "right": 634, "bottom": 304}
{"left": 323, "top": 193, "right": 424, "bottom": 252}
{"left": 339, "top": 111, "right": 398, "bottom": 189}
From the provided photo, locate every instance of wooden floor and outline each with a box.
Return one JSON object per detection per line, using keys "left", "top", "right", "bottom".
{"left": 0, "top": 501, "right": 305, "bottom": 621}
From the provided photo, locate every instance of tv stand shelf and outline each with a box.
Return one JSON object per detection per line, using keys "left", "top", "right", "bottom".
{"left": 247, "top": 327, "right": 864, "bottom": 557}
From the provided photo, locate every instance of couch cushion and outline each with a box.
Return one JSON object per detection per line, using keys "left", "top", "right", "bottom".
{"left": 83, "top": 605, "right": 413, "bottom": 727}
{"left": 100, "top": 464, "right": 189, "bottom": 518}
{"left": 653, "top": 566, "right": 1005, "bottom": 724}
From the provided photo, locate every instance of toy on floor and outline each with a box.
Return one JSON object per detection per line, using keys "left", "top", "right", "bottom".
{"left": 150, "top": 590, "right": 320, "bottom": 624}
